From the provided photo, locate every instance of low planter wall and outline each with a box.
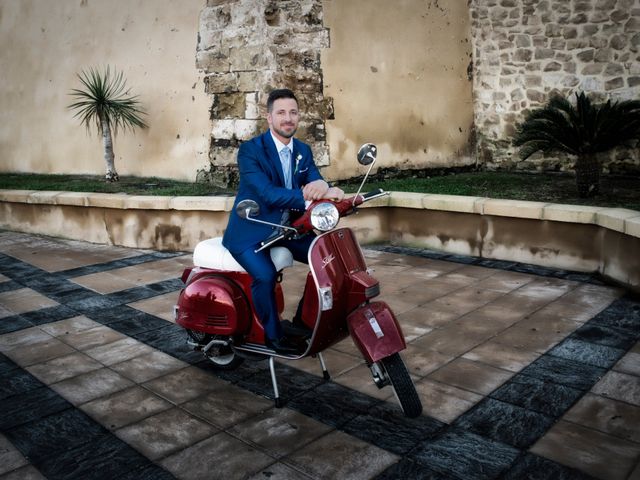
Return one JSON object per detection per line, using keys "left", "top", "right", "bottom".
{"left": 1, "top": 190, "right": 639, "bottom": 292}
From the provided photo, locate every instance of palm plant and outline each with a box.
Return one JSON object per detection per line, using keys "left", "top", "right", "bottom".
{"left": 68, "top": 67, "right": 148, "bottom": 182}
{"left": 513, "top": 92, "right": 640, "bottom": 197}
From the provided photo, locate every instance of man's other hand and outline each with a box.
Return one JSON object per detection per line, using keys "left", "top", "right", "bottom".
{"left": 302, "top": 180, "right": 329, "bottom": 201}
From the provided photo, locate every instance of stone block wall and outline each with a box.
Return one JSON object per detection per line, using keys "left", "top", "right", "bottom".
{"left": 469, "top": 0, "right": 640, "bottom": 174}
{"left": 195, "top": 0, "right": 331, "bottom": 187}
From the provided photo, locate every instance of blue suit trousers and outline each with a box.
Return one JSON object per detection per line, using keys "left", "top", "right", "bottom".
{"left": 231, "top": 234, "right": 315, "bottom": 341}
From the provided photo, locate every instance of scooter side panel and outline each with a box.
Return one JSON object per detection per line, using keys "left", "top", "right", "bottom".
{"left": 176, "top": 273, "right": 251, "bottom": 336}
{"left": 346, "top": 301, "right": 407, "bottom": 364}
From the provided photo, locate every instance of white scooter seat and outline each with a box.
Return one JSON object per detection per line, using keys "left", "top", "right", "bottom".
{"left": 193, "top": 237, "right": 294, "bottom": 272}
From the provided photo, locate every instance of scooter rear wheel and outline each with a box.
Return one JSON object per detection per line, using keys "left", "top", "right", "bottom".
{"left": 187, "top": 330, "right": 244, "bottom": 370}
{"left": 379, "top": 353, "right": 423, "bottom": 418}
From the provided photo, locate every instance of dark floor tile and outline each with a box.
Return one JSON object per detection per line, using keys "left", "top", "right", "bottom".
{"left": 508, "top": 263, "right": 568, "bottom": 277}
{"left": 7, "top": 409, "right": 107, "bottom": 461}
{"left": 0, "top": 354, "right": 18, "bottom": 374}
{"left": 476, "top": 259, "right": 517, "bottom": 270}
{"left": 36, "top": 434, "right": 152, "bottom": 480}
{"left": 490, "top": 374, "right": 584, "bottom": 418}
{"left": 374, "top": 458, "right": 451, "bottom": 480}
{"left": 65, "top": 293, "right": 121, "bottom": 312}
{"left": 0, "top": 369, "right": 44, "bottom": 400}
{"left": 287, "top": 380, "right": 381, "bottom": 428}
{"left": 570, "top": 323, "right": 637, "bottom": 351}
{"left": 0, "top": 315, "right": 33, "bottom": 334}
{"left": 21, "top": 305, "right": 78, "bottom": 326}
{"left": 454, "top": 398, "right": 555, "bottom": 449}
{"left": 196, "top": 358, "right": 270, "bottom": 383}
{"left": 502, "top": 453, "right": 597, "bottom": 480}
{"left": 146, "top": 278, "right": 183, "bottom": 293}
{"left": 88, "top": 304, "right": 144, "bottom": 325}
{"left": 519, "top": 354, "right": 607, "bottom": 391}
{"left": 0, "top": 386, "right": 72, "bottom": 430}
{"left": 343, "top": 402, "right": 445, "bottom": 455}
{"left": 411, "top": 428, "right": 519, "bottom": 480}
{"left": 28, "top": 274, "right": 78, "bottom": 296}
{"left": 107, "top": 286, "right": 162, "bottom": 305}
{"left": 441, "top": 253, "right": 480, "bottom": 265}
{"left": 117, "top": 463, "right": 177, "bottom": 480}
{"left": 237, "top": 362, "right": 324, "bottom": 402}
{"left": 548, "top": 338, "right": 625, "bottom": 369}
{"left": 0, "top": 280, "right": 21, "bottom": 293}
{"left": 59, "top": 253, "right": 176, "bottom": 279}
{"left": 590, "top": 300, "right": 640, "bottom": 333}
{"left": 108, "top": 312, "right": 170, "bottom": 336}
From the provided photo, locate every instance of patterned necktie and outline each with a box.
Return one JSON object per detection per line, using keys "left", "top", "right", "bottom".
{"left": 280, "top": 147, "right": 292, "bottom": 189}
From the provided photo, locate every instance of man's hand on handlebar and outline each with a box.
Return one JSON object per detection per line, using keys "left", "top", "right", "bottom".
{"left": 302, "top": 180, "right": 345, "bottom": 202}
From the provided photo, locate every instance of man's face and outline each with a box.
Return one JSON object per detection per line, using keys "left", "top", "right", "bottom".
{"left": 267, "top": 97, "right": 299, "bottom": 142}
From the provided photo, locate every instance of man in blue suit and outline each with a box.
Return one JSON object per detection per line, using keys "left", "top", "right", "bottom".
{"left": 223, "top": 89, "right": 344, "bottom": 353}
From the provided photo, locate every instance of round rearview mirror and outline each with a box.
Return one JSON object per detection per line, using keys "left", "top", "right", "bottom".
{"left": 357, "top": 143, "right": 377, "bottom": 166}
{"left": 236, "top": 199, "right": 260, "bottom": 219}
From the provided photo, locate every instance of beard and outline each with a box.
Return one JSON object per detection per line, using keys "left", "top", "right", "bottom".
{"left": 273, "top": 124, "right": 297, "bottom": 139}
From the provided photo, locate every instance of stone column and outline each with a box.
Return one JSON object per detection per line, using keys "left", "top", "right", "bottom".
{"left": 195, "top": 0, "right": 331, "bottom": 188}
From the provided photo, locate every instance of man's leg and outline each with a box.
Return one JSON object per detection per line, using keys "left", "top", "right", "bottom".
{"left": 232, "top": 247, "right": 282, "bottom": 341}
{"left": 278, "top": 234, "right": 315, "bottom": 325}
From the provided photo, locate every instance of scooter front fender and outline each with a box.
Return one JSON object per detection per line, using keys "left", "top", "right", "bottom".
{"left": 347, "top": 301, "right": 406, "bottom": 364}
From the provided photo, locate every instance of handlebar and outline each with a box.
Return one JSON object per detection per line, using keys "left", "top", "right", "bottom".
{"left": 254, "top": 189, "right": 388, "bottom": 252}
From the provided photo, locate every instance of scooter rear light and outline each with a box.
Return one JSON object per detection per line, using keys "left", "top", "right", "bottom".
{"left": 365, "top": 283, "right": 380, "bottom": 299}
{"left": 181, "top": 267, "right": 194, "bottom": 284}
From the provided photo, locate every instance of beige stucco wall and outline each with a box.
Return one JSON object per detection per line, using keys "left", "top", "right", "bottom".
{"left": 321, "top": 0, "right": 475, "bottom": 179}
{"left": 0, "top": 0, "right": 210, "bottom": 180}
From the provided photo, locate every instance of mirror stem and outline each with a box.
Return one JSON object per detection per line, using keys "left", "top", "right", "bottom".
{"left": 353, "top": 160, "right": 377, "bottom": 206}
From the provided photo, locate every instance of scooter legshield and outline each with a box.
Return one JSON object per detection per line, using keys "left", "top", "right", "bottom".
{"left": 347, "top": 301, "right": 406, "bottom": 364}
{"left": 176, "top": 275, "right": 250, "bottom": 335}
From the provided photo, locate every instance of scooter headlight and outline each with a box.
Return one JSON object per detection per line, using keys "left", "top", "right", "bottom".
{"left": 310, "top": 202, "right": 340, "bottom": 231}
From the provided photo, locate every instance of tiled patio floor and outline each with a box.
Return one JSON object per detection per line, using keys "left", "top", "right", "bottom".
{"left": 0, "top": 230, "right": 639, "bottom": 480}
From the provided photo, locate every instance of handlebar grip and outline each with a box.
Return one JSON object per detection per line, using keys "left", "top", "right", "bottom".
{"left": 362, "top": 188, "right": 384, "bottom": 200}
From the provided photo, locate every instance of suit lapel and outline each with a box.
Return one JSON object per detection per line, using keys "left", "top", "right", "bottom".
{"left": 262, "top": 132, "right": 286, "bottom": 186}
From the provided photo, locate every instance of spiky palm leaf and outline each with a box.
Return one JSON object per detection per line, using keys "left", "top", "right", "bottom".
{"left": 68, "top": 67, "right": 147, "bottom": 181}
{"left": 513, "top": 92, "right": 640, "bottom": 197}
{"left": 514, "top": 92, "right": 640, "bottom": 159}
{"left": 68, "top": 66, "right": 148, "bottom": 134}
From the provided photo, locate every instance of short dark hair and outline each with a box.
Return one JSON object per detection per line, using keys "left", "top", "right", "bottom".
{"left": 267, "top": 89, "right": 298, "bottom": 112}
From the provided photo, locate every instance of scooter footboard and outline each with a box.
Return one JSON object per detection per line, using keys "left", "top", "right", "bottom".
{"left": 347, "top": 302, "right": 407, "bottom": 364}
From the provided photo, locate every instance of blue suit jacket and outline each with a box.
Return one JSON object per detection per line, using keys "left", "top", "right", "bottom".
{"left": 222, "top": 131, "right": 324, "bottom": 254}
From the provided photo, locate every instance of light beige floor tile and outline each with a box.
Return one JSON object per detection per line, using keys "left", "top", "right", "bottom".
{"left": 332, "top": 363, "right": 394, "bottom": 401}
{"left": 58, "top": 325, "right": 127, "bottom": 351}
{"left": 81, "top": 385, "right": 173, "bottom": 430}
{"left": 50, "top": 367, "right": 134, "bottom": 405}
{"left": 116, "top": 408, "right": 217, "bottom": 461}
{"left": 278, "top": 349, "right": 363, "bottom": 379}
{"left": 70, "top": 272, "right": 140, "bottom": 294}
{"left": 462, "top": 341, "right": 541, "bottom": 373}
{"left": 613, "top": 352, "right": 640, "bottom": 377}
{"left": 26, "top": 351, "right": 103, "bottom": 384}
{"left": 142, "top": 366, "right": 226, "bottom": 404}
{"left": 83, "top": 337, "right": 155, "bottom": 366}
{"left": 2, "top": 337, "right": 75, "bottom": 367}
{"left": 413, "top": 378, "right": 483, "bottom": 424}
{"left": 110, "top": 350, "right": 188, "bottom": 383}
{"left": 160, "top": 432, "right": 274, "bottom": 480}
{"left": 0, "top": 288, "right": 58, "bottom": 315}
{"left": 247, "top": 462, "right": 313, "bottom": 480}
{"left": 592, "top": 371, "right": 640, "bottom": 407}
{"left": 285, "top": 430, "right": 399, "bottom": 480}
{"left": 128, "top": 292, "right": 178, "bottom": 322}
{"left": 181, "top": 385, "right": 272, "bottom": 429}
{"left": 427, "top": 357, "right": 513, "bottom": 396}
{"left": 39, "top": 316, "right": 101, "bottom": 337}
{"left": 0, "top": 434, "right": 28, "bottom": 475}
{"left": 0, "top": 465, "right": 47, "bottom": 480}
{"left": 0, "top": 327, "right": 52, "bottom": 350}
{"left": 229, "top": 408, "right": 333, "bottom": 458}
{"left": 411, "top": 327, "right": 487, "bottom": 356}
{"left": 531, "top": 420, "right": 640, "bottom": 480}
{"left": 564, "top": 393, "right": 640, "bottom": 443}
{"left": 403, "top": 344, "right": 452, "bottom": 378}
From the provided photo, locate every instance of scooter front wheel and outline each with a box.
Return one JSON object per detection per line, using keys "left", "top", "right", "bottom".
{"left": 378, "top": 353, "right": 423, "bottom": 418}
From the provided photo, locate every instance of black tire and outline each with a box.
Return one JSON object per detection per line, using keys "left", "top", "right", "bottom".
{"left": 379, "top": 353, "right": 423, "bottom": 418}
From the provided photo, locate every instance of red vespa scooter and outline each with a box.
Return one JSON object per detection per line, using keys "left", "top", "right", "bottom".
{"left": 174, "top": 144, "right": 422, "bottom": 418}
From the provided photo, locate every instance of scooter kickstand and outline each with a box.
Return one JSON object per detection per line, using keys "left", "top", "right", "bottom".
{"left": 269, "top": 357, "right": 283, "bottom": 408}
{"left": 317, "top": 352, "right": 331, "bottom": 380}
